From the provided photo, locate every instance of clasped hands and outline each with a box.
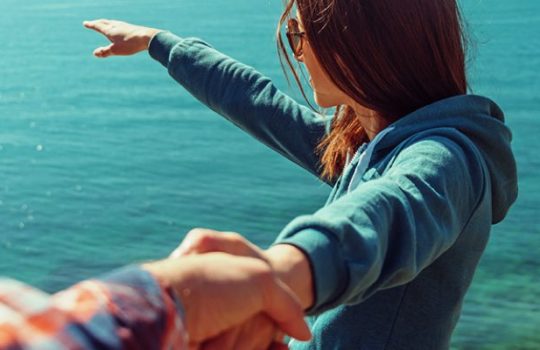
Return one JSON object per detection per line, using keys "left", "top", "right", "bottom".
{"left": 144, "top": 228, "right": 314, "bottom": 350}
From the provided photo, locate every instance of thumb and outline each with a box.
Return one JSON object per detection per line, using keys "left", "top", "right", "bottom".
{"left": 93, "top": 43, "right": 115, "bottom": 58}
{"left": 264, "top": 278, "right": 311, "bottom": 342}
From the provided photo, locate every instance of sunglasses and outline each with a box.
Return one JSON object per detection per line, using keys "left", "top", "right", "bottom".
{"left": 286, "top": 18, "right": 306, "bottom": 58}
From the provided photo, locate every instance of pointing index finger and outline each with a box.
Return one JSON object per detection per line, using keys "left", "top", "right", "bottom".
{"left": 82, "top": 19, "right": 109, "bottom": 33}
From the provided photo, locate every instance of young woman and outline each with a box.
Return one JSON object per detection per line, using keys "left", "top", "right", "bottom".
{"left": 85, "top": 0, "right": 518, "bottom": 348}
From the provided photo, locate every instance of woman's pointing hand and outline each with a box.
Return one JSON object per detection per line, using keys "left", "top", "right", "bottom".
{"left": 83, "top": 19, "right": 162, "bottom": 58}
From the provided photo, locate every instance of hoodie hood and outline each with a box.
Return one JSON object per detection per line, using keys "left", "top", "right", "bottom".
{"left": 371, "top": 94, "right": 518, "bottom": 224}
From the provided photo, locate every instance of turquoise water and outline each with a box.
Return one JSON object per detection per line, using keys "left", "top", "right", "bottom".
{"left": 0, "top": 0, "right": 538, "bottom": 348}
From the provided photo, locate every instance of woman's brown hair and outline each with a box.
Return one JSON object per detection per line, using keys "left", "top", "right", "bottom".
{"left": 277, "top": 0, "right": 469, "bottom": 181}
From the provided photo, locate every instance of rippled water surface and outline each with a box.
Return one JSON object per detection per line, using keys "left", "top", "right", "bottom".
{"left": 0, "top": 0, "right": 538, "bottom": 348}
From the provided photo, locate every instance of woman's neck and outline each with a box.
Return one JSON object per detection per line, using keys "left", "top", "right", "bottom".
{"left": 349, "top": 101, "right": 390, "bottom": 141}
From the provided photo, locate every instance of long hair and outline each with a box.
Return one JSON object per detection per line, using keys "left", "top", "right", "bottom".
{"left": 277, "top": 0, "right": 469, "bottom": 180}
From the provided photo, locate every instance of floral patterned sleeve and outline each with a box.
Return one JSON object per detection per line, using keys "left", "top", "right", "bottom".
{"left": 0, "top": 266, "right": 187, "bottom": 350}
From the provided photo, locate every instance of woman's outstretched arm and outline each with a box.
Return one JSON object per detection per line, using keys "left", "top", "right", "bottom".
{"left": 84, "top": 20, "right": 330, "bottom": 181}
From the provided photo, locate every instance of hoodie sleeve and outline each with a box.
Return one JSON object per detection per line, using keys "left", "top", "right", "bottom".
{"left": 274, "top": 135, "right": 485, "bottom": 314}
{"left": 148, "top": 31, "right": 328, "bottom": 179}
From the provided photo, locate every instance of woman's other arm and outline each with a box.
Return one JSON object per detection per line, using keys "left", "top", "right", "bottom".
{"left": 177, "top": 135, "right": 486, "bottom": 314}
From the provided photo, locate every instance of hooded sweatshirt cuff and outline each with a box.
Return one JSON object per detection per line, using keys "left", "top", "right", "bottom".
{"left": 148, "top": 31, "right": 183, "bottom": 68}
{"left": 274, "top": 228, "right": 348, "bottom": 315}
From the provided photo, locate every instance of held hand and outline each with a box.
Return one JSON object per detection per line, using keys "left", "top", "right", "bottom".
{"left": 173, "top": 228, "right": 314, "bottom": 309}
{"left": 143, "top": 253, "right": 310, "bottom": 347}
{"left": 83, "top": 19, "right": 162, "bottom": 58}
{"left": 171, "top": 229, "right": 313, "bottom": 349}
{"left": 202, "top": 313, "right": 285, "bottom": 350}
{"left": 171, "top": 228, "right": 267, "bottom": 261}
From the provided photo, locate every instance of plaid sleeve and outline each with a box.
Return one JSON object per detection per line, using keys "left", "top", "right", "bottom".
{"left": 0, "top": 266, "right": 187, "bottom": 350}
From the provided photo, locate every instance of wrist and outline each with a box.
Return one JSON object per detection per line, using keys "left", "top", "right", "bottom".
{"left": 141, "top": 259, "right": 197, "bottom": 323}
{"left": 265, "top": 244, "right": 314, "bottom": 310}
{"left": 143, "top": 28, "right": 163, "bottom": 48}
{"left": 131, "top": 27, "right": 163, "bottom": 52}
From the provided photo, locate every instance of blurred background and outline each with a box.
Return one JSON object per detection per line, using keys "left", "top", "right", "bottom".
{"left": 0, "top": 0, "right": 538, "bottom": 348}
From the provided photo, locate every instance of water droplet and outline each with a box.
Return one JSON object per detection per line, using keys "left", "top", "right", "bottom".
{"left": 27, "top": 215, "right": 34, "bottom": 221}
{"left": 21, "top": 204, "right": 28, "bottom": 211}
{"left": 36, "top": 144, "right": 44, "bottom": 152}
{"left": 18, "top": 222, "right": 25, "bottom": 229}
{"left": 30, "top": 122, "right": 36, "bottom": 128}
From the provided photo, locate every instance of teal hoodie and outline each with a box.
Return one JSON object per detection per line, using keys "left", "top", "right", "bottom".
{"left": 149, "top": 32, "right": 518, "bottom": 350}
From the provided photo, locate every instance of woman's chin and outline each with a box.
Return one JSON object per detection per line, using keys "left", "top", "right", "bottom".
{"left": 314, "top": 94, "right": 338, "bottom": 109}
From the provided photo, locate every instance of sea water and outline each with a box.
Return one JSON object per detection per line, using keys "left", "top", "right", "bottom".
{"left": 0, "top": 0, "right": 538, "bottom": 348}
